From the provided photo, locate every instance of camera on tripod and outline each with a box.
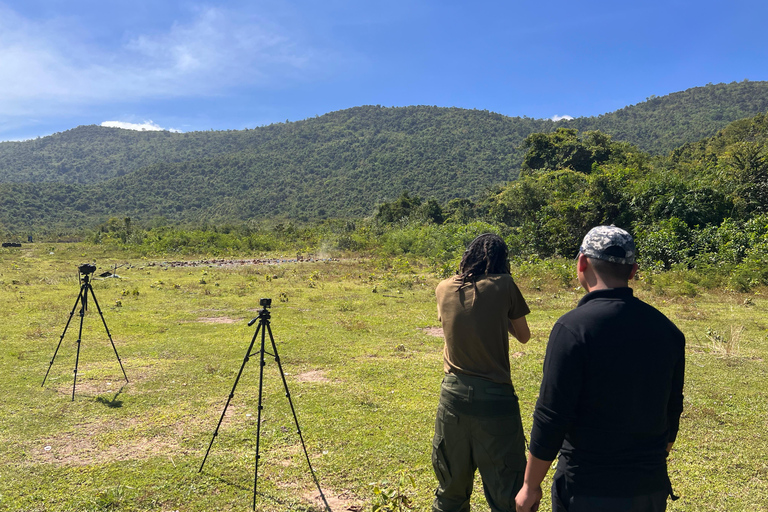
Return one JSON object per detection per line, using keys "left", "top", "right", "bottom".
{"left": 79, "top": 263, "right": 97, "bottom": 275}
{"left": 43, "top": 262, "right": 128, "bottom": 400}
{"left": 260, "top": 298, "right": 272, "bottom": 308}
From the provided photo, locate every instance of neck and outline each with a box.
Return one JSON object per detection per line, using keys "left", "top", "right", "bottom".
{"left": 585, "top": 280, "right": 628, "bottom": 293}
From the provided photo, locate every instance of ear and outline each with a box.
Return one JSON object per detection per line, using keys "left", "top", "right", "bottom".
{"left": 577, "top": 253, "right": 589, "bottom": 272}
{"left": 629, "top": 263, "right": 639, "bottom": 280}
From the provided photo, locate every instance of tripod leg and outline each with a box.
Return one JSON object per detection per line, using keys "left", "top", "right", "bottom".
{"left": 253, "top": 319, "right": 269, "bottom": 511}
{"left": 200, "top": 322, "right": 263, "bottom": 473}
{"left": 42, "top": 285, "right": 84, "bottom": 387}
{"left": 87, "top": 283, "right": 128, "bottom": 383}
{"left": 72, "top": 293, "right": 87, "bottom": 401}
{"left": 265, "top": 322, "right": 332, "bottom": 512}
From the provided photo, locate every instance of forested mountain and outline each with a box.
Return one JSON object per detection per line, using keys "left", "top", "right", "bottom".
{"left": 1, "top": 107, "right": 555, "bottom": 229}
{"left": 2, "top": 81, "right": 768, "bottom": 186}
{"left": 1, "top": 81, "right": 767, "bottom": 231}
{"left": 563, "top": 80, "right": 768, "bottom": 154}
{"left": 0, "top": 107, "right": 553, "bottom": 186}
{"left": 0, "top": 124, "right": 288, "bottom": 184}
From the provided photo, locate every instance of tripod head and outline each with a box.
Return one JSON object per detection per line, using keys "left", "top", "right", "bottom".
{"left": 248, "top": 298, "right": 272, "bottom": 326}
{"left": 79, "top": 263, "right": 97, "bottom": 275}
{"left": 79, "top": 264, "right": 96, "bottom": 285}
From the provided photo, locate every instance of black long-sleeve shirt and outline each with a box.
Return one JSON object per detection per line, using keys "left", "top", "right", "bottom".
{"left": 529, "top": 287, "right": 685, "bottom": 497}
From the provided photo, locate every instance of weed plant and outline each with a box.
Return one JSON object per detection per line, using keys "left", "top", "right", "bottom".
{"left": 0, "top": 243, "right": 766, "bottom": 511}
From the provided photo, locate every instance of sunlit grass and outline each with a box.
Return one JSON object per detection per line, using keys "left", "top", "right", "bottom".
{"left": 0, "top": 243, "right": 766, "bottom": 511}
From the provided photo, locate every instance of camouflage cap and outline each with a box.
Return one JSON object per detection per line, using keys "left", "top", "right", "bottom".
{"left": 579, "top": 225, "right": 636, "bottom": 265}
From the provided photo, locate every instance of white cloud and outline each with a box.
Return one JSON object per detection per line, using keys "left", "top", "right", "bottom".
{"left": 101, "top": 120, "right": 181, "bottom": 132}
{"left": 551, "top": 114, "right": 574, "bottom": 121}
{"left": 0, "top": 5, "right": 331, "bottom": 118}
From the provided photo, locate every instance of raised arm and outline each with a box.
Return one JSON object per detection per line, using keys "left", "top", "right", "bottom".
{"left": 509, "top": 316, "right": 530, "bottom": 344}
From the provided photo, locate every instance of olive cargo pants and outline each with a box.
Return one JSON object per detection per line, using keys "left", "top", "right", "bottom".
{"left": 431, "top": 374, "right": 527, "bottom": 512}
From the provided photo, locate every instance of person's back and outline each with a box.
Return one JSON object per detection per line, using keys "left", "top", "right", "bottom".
{"left": 538, "top": 288, "right": 685, "bottom": 497}
{"left": 436, "top": 273, "right": 527, "bottom": 386}
{"left": 431, "top": 233, "right": 531, "bottom": 512}
{"left": 517, "top": 225, "right": 685, "bottom": 512}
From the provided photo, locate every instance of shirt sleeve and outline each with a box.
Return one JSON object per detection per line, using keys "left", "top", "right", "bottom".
{"left": 529, "top": 322, "right": 584, "bottom": 461}
{"left": 508, "top": 277, "right": 531, "bottom": 320}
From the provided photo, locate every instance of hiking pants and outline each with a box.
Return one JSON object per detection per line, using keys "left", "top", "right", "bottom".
{"left": 431, "top": 374, "right": 526, "bottom": 512}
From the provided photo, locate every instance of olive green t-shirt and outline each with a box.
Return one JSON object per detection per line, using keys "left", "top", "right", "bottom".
{"left": 435, "top": 274, "right": 530, "bottom": 385}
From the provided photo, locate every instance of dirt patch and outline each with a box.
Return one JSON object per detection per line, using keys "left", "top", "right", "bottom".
{"left": 302, "top": 489, "right": 363, "bottom": 511}
{"left": 53, "top": 380, "right": 119, "bottom": 397}
{"left": 421, "top": 327, "right": 444, "bottom": 337}
{"left": 197, "top": 316, "right": 239, "bottom": 324}
{"left": 34, "top": 422, "right": 185, "bottom": 467}
{"left": 294, "top": 370, "right": 330, "bottom": 383}
{"left": 49, "top": 362, "right": 158, "bottom": 398}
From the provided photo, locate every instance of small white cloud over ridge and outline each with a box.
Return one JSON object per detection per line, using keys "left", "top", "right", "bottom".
{"left": 551, "top": 115, "right": 574, "bottom": 121}
{"left": 101, "top": 120, "right": 181, "bottom": 132}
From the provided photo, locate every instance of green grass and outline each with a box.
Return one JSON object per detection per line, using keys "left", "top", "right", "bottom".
{"left": 1, "top": 244, "right": 767, "bottom": 511}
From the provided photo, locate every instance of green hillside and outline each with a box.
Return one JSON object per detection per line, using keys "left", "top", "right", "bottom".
{"left": 2, "top": 81, "right": 768, "bottom": 231}
{"left": 0, "top": 107, "right": 554, "bottom": 229}
{"left": 0, "top": 107, "right": 551, "bottom": 186}
{"left": 0, "top": 124, "right": 287, "bottom": 184}
{"left": 3, "top": 81, "right": 768, "bottom": 187}
{"left": 565, "top": 80, "right": 768, "bottom": 154}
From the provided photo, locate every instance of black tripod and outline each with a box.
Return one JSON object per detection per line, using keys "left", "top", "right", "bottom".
{"left": 199, "top": 299, "right": 331, "bottom": 511}
{"left": 42, "top": 264, "right": 128, "bottom": 400}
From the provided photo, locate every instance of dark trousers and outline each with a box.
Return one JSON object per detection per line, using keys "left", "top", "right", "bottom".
{"left": 551, "top": 471, "right": 668, "bottom": 512}
{"left": 431, "top": 374, "right": 526, "bottom": 512}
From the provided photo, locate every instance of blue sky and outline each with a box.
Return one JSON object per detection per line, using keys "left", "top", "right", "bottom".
{"left": 1, "top": 0, "right": 766, "bottom": 141}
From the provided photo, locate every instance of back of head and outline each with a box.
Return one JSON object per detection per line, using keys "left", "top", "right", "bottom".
{"left": 588, "top": 258, "right": 635, "bottom": 282}
{"left": 458, "top": 233, "right": 510, "bottom": 280}
{"left": 580, "top": 225, "right": 636, "bottom": 282}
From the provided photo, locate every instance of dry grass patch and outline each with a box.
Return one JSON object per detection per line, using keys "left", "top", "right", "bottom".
{"left": 22, "top": 416, "right": 186, "bottom": 467}
{"left": 197, "top": 316, "right": 239, "bottom": 324}
{"left": 301, "top": 489, "right": 363, "bottom": 511}
{"left": 420, "top": 326, "right": 443, "bottom": 337}
{"left": 34, "top": 432, "right": 184, "bottom": 467}
{"left": 294, "top": 370, "right": 331, "bottom": 383}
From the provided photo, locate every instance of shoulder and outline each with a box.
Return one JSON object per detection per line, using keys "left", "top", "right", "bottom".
{"left": 478, "top": 274, "right": 523, "bottom": 295}
{"left": 633, "top": 297, "right": 685, "bottom": 339}
{"left": 436, "top": 276, "right": 459, "bottom": 295}
{"left": 482, "top": 273, "right": 517, "bottom": 287}
{"left": 437, "top": 276, "right": 459, "bottom": 288}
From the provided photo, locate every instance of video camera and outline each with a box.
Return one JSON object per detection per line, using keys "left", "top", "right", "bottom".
{"left": 78, "top": 263, "right": 97, "bottom": 275}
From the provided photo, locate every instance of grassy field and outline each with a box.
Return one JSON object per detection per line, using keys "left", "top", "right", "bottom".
{"left": 1, "top": 243, "right": 766, "bottom": 511}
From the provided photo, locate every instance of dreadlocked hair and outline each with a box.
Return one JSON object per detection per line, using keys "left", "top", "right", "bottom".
{"left": 456, "top": 233, "right": 510, "bottom": 291}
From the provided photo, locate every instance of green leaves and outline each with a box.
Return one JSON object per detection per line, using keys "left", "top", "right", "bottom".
{"left": 368, "top": 471, "right": 416, "bottom": 512}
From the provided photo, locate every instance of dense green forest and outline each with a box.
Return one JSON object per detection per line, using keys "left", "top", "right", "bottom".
{"left": 562, "top": 80, "right": 768, "bottom": 153}
{"left": 0, "top": 107, "right": 550, "bottom": 186}
{"left": 3, "top": 109, "right": 764, "bottom": 291}
{"left": 1, "top": 81, "right": 768, "bottom": 291}
{"left": 1, "top": 81, "right": 767, "bottom": 229}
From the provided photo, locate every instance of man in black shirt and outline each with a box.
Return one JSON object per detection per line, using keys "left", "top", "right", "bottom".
{"left": 516, "top": 226, "right": 685, "bottom": 512}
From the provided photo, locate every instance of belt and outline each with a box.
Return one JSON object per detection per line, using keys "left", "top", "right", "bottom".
{"left": 440, "top": 373, "right": 519, "bottom": 416}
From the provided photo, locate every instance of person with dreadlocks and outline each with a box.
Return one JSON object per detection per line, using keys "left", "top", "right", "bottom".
{"left": 431, "top": 233, "right": 531, "bottom": 512}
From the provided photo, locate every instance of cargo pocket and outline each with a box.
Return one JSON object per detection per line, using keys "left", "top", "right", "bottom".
{"left": 432, "top": 434, "right": 450, "bottom": 487}
{"left": 432, "top": 404, "right": 459, "bottom": 487}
